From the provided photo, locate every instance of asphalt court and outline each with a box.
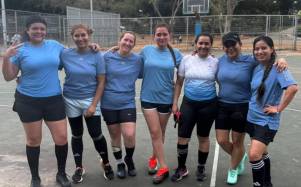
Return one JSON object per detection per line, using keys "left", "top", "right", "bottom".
{"left": 0, "top": 55, "right": 300, "bottom": 187}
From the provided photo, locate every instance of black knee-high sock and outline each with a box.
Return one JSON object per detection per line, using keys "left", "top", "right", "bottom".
{"left": 93, "top": 135, "right": 109, "bottom": 165}
{"left": 198, "top": 150, "right": 209, "bottom": 166}
{"left": 177, "top": 144, "right": 188, "bottom": 168}
{"left": 71, "top": 136, "right": 83, "bottom": 168}
{"left": 68, "top": 116, "right": 84, "bottom": 168}
{"left": 112, "top": 146, "right": 123, "bottom": 163}
{"left": 85, "top": 116, "right": 109, "bottom": 165}
{"left": 26, "top": 145, "right": 40, "bottom": 179}
{"left": 55, "top": 143, "right": 68, "bottom": 174}
{"left": 125, "top": 147, "right": 135, "bottom": 159}
{"left": 250, "top": 159, "right": 265, "bottom": 187}
{"left": 263, "top": 153, "right": 271, "bottom": 184}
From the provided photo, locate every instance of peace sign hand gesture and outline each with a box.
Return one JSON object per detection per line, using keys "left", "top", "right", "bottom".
{"left": 3, "top": 42, "right": 23, "bottom": 59}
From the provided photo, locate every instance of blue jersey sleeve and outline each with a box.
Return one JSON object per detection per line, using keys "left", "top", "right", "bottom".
{"left": 96, "top": 52, "right": 106, "bottom": 75}
{"left": 138, "top": 55, "right": 144, "bottom": 79}
{"left": 277, "top": 69, "right": 297, "bottom": 89}
{"left": 58, "top": 52, "right": 64, "bottom": 70}
{"left": 174, "top": 48, "right": 183, "bottom": 67}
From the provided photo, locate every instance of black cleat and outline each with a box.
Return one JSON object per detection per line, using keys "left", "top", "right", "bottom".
{"left": 124, "top": 157, "right": 137, "bottom": 177}
{"left": 196, "top": 166, "right": 207, "bottom": 181}
{"left": 56, "top": 172, "right": 71, "bottom": 187}
{"left": 116, "top": 163, "right": 126, "bottom": 179}
{"left": 30, "top": 177, "right": 41, "bottom": 187}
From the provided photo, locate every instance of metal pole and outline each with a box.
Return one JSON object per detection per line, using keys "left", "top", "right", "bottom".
{"left": 90, "top": 0, "right": 93, "bottom": 29}
{"left": 150, "top": 17, "right": 153, "bottom": 44}
{"left": 58, "top": 15, "right": 61, "bottom": 41}
{"left": 1, "top": 0, "right": 8, "bottom": 48}
{"left": 62, "top": 17, "right": 66, "bottom": 45}
{"left": 293, "top": 15, "right": 298, "bottom": 50}
{"left": 14, "top": 10, "right": 17, "bottom": 33}
{"left": 90, "top": 0, "right": 94, "bottom": 41}
{"left": 186, "top": 16, "right": 189, "bottom": 51}
{"left": 265, "top": 15, "right": 269, "bottom": 36}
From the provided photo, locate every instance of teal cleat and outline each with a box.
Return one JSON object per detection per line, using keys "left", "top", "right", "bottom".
{"left": 227, "top": 168, "right": 238, "bottom": 184}
{"left": 237, "top": 153, "right": 248, "bottom": 175}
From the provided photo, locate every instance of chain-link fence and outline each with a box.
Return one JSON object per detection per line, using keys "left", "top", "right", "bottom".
{"left": 65, "top": 6, "right": 120, "bottom": 47}
{"left": 0, "top": 9, "right": 64, "bottom": 45}
{"left": 0, "top": 9, "right": 301, "bottom": 51}
{"left": 108, "top": 15, "right": 299, "bottom": 52}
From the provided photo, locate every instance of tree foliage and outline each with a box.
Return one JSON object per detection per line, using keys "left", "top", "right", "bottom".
{"left": 1, "top": 0, "right": 299, "bottom": 16}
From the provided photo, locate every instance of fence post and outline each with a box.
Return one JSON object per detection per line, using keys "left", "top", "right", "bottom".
{"left": 150, "top": 17, "right": 153, "bottom": 44}
{"left": 58, "top": 15, "right": 61, "bottom": 42}
{"left": 63, "top": 17, "right": 66, "bottom": 45}
{"left": 186, "top": 16, "right": 189, "bottom": 51}
{"left": 265, "top": 15, "right": 269, "bottom": 36}
{"left": 294, "top": 15, "right": 298, "bottom": 50}
{"left": 14, "top": 10, "right": 18, "bottom": 33}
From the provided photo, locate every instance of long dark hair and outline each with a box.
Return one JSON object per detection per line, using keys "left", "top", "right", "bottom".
{"left": 22, "top": 15, "right": 47, "bottom": 42}
{"left": 253, "top": 35, "right": 276, "bottom": 102}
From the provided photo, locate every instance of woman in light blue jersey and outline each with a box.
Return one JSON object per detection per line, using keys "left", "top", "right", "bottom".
{"left": 171, "top": 33, "right": 218, "bottom": 183}
{"left": 2, "top": 16, "right": 71, "bottom": 187}
{"left": 60, "top": 24, "right": 114, "bottom": 183}
{"left": 101, "top": 31, "right": 142, "bottom": 179}
{"left": 247, "top": 36, "right": 298, "bottom": 187}
{"left": 215, "top": 32, "right": 287, "bottom": 185}
{"left": 140, "top": 23, "right": 183, "bottom": 184}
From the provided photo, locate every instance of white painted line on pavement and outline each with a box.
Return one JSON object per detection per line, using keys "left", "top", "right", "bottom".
{"left": 0, "top": 92, "right": 14, "bottom": 94}
{"left": 210, "top": 141, "right": 219, "bottom": 187}
{"left": 286, "top": 107, "right": 301, "bottom": 112}
{"left": 0, "top": 104, "right": 10, "bottom": 107}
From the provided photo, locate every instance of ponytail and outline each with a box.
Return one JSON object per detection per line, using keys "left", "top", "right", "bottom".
{"left": 167, "top": 43, "right": 177, "bottom": 68}
{"left": 256, "top": 52, "right": 276, "bottom": 102}
{"left": 253, "top": 35, "right": 276, "bottom": 103}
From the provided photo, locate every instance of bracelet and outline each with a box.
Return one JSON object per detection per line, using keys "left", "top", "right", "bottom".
{"left": 276, "top": 105, "right": 280, "bottom": 114}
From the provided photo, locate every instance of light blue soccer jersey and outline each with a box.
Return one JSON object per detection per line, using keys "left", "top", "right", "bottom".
{"left": 247, "top": 65, "right": 297, "bottom": 130}
{"left": 217, "top": 54, "right": 257, "bottom": 103}
{"left": 10, "top": 40, "right": 64, "bottom": 97}
{"left": 178, "top": 55, "right": 218, "bottom": 101}
{"left": 101, "top": 51, "right": 143, "bottom": 110}
{"left": 61, "top": 48, "right": 105, "bottom": 99}
{"left": 140, "top": 45, "right": 183, "bottom": 104}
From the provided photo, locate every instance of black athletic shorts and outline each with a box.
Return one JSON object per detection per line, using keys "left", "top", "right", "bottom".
{"left": 13, "top": 90, "right": 66, "bottom": 123}
{"left": 101, "top": 108, "right": 136, "bottom": 125}
{"left": 246, "top": 121, "right": 277, "bottom": 145}
{"left": 178, "top": 96, "right": 218, "bottom": 138}
{"left": 215, "top": 101, "right": 248, "bottom": 133}
{"left": 141, "top": 101, "right": 172, "bottom": 114}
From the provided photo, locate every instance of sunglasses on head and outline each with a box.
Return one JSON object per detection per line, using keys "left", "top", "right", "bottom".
{"left": 173, "top": 111, "right": 181, "bottom": 128}
{"left": 224, "top": 40, "right": 237, "bottom": 48}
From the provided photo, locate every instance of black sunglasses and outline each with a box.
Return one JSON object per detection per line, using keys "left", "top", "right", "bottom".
{"left": 173, "top": 111, "right": 181, "bottom": 128}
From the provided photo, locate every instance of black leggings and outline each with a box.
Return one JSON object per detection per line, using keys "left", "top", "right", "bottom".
{"left": 68, "top": 115, "right": 109, "bottom": 167}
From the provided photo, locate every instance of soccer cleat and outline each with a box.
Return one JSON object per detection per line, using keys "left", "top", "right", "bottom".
{"left": 56, "top": 172, "right": 71, "bottom": 187}
{"left": 237, "top": 153, "right": 248, "bottom": 175}
{"left": 103, "top": 164, "right": 114, "bottom": 180}
{"left": 30, "top": 177, "right": 41, "bottom": 187}
{"left": 100, "top": 159, "right": 114, "bottom": 180}
{"left": 148, "top": 156, "right": 158, "bottom": 175}
{"left": 153, "top": 167, "right": 169, "bottom": 184}
{"left": 72, "top": 167, "right": 85, "bottom": 183}
{"left": 196, "top": 165, "right": 207, "bottom": 181}
{"left": 124, "top": 157, "right": 137, "bottom": 177}
{"left": 227, "top": 168, "right": 238, "bottom": 184}
{"left": 171, "top": 167, "right": 189, "bottom": 182}
{"left": 116, "top": 163, "right": 126, "bottom": 179}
